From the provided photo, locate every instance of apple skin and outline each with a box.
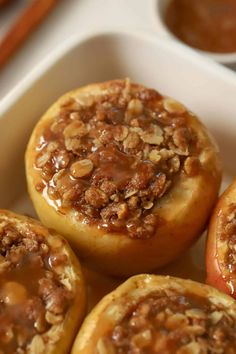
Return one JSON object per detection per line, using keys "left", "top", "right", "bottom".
{"left": 206, "top": 179, "right": 236, "bottom": 298}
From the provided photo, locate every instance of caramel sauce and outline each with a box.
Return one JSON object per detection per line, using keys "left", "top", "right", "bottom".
{"left": 0, "top": 253, "right": 47, "bottom": 292}
{"left": 92, "top": 146, "right": 137, "bottom": 188}
{"left": 165, "top": 0, "right": 236, "bottom": 53}
{"left": 91, "top": 145, "right": 155, "bottom": 190}
{"left": 0, "top": 253, "right": 50, "bottom": 353}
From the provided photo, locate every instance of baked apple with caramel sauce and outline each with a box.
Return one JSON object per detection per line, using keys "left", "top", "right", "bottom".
{"left": 0, "top": 210, "right": 86, "bottom": 354}
{"left": 72, "top": 274, "right": 236, "bottom": 353}
{"left": 206, "top": 178, "right": 236, "bottom": 298}
{"left": 25, "top": 79, "right": 221, "bottom": 276}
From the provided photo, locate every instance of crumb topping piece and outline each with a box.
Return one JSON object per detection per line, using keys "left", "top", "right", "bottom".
{"left": 34, "top": 80, "right": 201, "bottom": 239}
{"left": 0, "top": 217, "right": 74, "bottom": 354}
{"left": 99, "top": 290, "right": 236, "bottom": 353}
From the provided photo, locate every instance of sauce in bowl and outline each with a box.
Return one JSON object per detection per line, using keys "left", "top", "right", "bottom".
{"left": 165, "top": 0, "right": 236, "bottom": 54}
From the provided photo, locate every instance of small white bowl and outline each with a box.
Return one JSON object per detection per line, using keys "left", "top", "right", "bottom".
{"left": 151, "top": 0, "right": 236, "bottom": 66}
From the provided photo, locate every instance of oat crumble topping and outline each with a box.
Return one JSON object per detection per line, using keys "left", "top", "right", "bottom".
{"left": 99, "top": 291, "right": 236, "bottom": 353}
{"left": 0, "top": 217, "right": 74, "bottom": 354}
{"left": 34, "top": 80, "right": 201, "bottom": 239}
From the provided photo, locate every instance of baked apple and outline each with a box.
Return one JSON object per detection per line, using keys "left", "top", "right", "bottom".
{"left": 72, "top": 274, "right": 236, "bottom": 353}
{"left": 25, "top": 79, "right": 221, "bottom": 276}
{"left": 206, "top": 178, "right": 236, "bottom": 297}
{"left": 0, "top": 210, "right": 86, "bottom": 353}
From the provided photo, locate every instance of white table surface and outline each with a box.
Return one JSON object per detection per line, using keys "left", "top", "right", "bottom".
{"left": 0, "top": 0, "right": 155, "bottom": 101}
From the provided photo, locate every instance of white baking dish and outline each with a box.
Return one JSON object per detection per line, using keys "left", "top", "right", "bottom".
{"left": 1, "top": 29, "right": 236, "bottom": 291}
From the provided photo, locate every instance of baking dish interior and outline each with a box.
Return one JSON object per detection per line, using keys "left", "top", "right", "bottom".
{"left": 0, "top": 30, "right": 236, "bottom": 283}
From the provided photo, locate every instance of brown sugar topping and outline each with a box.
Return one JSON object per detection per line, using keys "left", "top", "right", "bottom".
{"left": 34, "top": 80, "right": 200, "bottom": 239}
{"left": 0, "top": 217, "right": 74, "bottom": 354}
{"left": 99, "top": 291, "right": 236, "bottom": 353}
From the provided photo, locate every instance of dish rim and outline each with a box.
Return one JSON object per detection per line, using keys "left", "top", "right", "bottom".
{"left": 1, "top": 27, "right": 236, "bottom": 117}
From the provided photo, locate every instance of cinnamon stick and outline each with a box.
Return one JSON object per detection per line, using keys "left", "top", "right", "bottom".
{"left": 0, "top": 0, "right": 60, "bottom": 69}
